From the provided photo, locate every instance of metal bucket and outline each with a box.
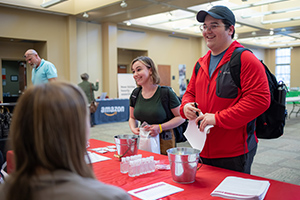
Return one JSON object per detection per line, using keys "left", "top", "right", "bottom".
{"left": 167, "top": 147, "right": 202, "bottom": 184}
{"left": 114, "top": 135, "right": 140, "bottom": 160}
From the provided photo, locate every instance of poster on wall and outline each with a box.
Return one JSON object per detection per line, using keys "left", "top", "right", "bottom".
{"left": 118, "top": 73, "right": 136, "bottom": 99}
{"left": 179, "top": 64, "right": 186, "bottom": 97}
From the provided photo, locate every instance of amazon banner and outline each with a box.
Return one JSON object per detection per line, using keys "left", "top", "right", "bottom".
{"left": 93, "top": 99, "right": 129, "bottom": 125}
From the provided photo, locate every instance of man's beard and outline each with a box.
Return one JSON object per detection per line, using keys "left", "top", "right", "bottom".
{"left": 32, "top": 63, "right": 37, "bottom": 68}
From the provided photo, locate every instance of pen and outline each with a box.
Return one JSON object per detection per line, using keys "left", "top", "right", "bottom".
{"left": 194, "top": 102, "right": 201, "bottom": 128}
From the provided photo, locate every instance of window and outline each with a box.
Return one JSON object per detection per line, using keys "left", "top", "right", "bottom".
{"left": 275, "top": 48, "right": 291, "bottom": 87}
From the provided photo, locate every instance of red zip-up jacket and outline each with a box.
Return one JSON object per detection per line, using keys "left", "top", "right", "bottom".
{"left": 180, "top": 41, "right": 270, "bottom": 159}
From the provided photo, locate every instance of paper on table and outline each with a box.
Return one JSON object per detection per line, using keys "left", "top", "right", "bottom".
{"left": 183, "top": 119, "right": 213, "bottom": 151}
{"left": 128, "top": 182, "right": 183, "bottom": 200}
{"left": 211, "top": 176, "right": 270, "bottom": 200}
{"left": 85, "top": 151, "right": 111, "bottom": 164}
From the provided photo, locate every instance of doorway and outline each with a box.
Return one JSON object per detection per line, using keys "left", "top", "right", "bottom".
{"left": 117, "top": 48, "right": 148, "bottom": 73}
{"left": 2, "top": 60, "right": 26, "bottom": 103}
{"left": 158, "top": 65, "right": 171, "bottom": 86}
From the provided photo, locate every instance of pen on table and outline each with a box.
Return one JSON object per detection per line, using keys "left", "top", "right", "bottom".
{"left": 194, "top": 102, "right": 201, "bottom": 128}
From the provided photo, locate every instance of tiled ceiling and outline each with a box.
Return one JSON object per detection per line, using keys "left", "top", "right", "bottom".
{"left": 1, "top": 0, "right": 300, "bottom": 48}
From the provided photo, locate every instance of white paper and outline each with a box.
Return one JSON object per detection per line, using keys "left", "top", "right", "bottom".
{"left": 85, "top": 151, "right": 111, "bottom": 164}
{"left": 128, "top": 182, "right": 184, "bottom": 200}
{"left": 211, "top": 176, "right": 270, "bottom": 200}
{"left": 183, "top": 119, "right": 213, "bottom": 151}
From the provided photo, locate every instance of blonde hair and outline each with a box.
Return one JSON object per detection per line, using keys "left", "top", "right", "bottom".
{"left": 5, "top": 82, "right": 94, "bottom": 200}
{"left": 130, "top": 56, "right": 160, "bottom": 85}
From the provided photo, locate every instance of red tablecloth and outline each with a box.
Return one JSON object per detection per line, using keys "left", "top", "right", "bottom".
{"left": 6, "top": 150, "right": 14, "bottom": 174}
{"left": 7, "top": 139, "right": 300, "bottom": 199}
{"left": 89, "top": 139, "right": 300, "bottom": 200}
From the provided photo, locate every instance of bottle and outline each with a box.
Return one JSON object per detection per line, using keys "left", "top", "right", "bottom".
{"left": 120, "top": 157, "right": 128, "bottom": 174}
{"left": 128, "top": 161, "right": 135, "bottom": 177}
{"left": 278, "top": 81, "right": 286, "bottom": 105}
{"left": 141, "top": 158, "right": 146, "bottom": 175}
{"left": 136, "top": 159, "right": 141, "bottom": 176}
{"left": 150, "top": 156, "right": 155, "bottom": 172}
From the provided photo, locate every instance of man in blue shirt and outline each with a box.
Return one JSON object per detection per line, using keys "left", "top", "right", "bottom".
{"left": 24, "top": 49, "right": 58, "bottom": 85}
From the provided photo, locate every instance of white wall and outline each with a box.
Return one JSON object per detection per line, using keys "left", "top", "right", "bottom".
{"left": 77, "top": 21, "right": 103, "bottom": 97}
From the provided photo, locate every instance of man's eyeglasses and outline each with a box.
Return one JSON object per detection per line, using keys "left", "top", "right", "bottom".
{"left": 199, "top": 24, "right": 226, "bottom": 32}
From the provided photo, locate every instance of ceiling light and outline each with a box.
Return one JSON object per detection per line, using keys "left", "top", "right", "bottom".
{"left": 234, "top": 34, "right": 238, "bottom": 40}
{"left": 83, "top": 12, "right": 89, "bottom": 18}
{"left": 120, "top": 0, "right": 127, "bottom": 8}
{"left": 252, "top": 0, "right": 287, "bottom": 6}
{"left": 270, "top": 29, "right": 274, "bottom": 35}
{"left": 261, "top": 16, "right": 300, "bottom": 24}
{"left": 40, "top": 0, "right": 67, "bottom": 8}
{"left": 251, "top": 31, "right": 257, "bottom": 36}
{"left": 207, "top": 3, "right": 213, "bottom": 10}
{"left": 126, "top": 21, "right": 131, "bottom": 26}
{"left": 166, "top": 12, "right": 172, "bottom": 20}
{"left": 231, "top": 0, "right": 288, "bottom": 11}
{"left": 241, "top": 7, "right": 300, "bottom": 19}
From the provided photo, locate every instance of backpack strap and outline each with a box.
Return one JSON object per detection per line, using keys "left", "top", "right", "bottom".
{"left": 130, "top": 87, "right": 142, "bottom": 108}
{"left": 194, "top": 62, "right": 201, "bottom": 76}
{"left": 229, "top": 47, "right": 252, "bottom": 89}
{"left": 160, "top": 86, "right": 174, "bottom": 121}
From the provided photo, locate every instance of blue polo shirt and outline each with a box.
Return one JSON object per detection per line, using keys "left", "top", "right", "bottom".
{"left": 32, "top": 59, "right": 57, "bottom": 85}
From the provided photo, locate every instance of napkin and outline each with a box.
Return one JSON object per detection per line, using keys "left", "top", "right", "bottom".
{"left": 211, "top": 176, "right": 270, "bottom": 200}
{"left": 183, "top": 119, "right": 213, "bottom": 151}
{"left": 85, "top": 151, "right": 111, "bottom": 163}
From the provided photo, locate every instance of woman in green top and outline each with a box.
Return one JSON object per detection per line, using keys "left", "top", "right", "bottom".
{"left": 129, "top": 56, "right": 185, "bottom": 155}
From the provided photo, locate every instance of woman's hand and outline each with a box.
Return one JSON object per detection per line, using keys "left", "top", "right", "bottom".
{"left": 144, "top": 124, "right": 160, "bottom": 137}
{"left": 131, "top": 127, "right": 140, "bottom": 135}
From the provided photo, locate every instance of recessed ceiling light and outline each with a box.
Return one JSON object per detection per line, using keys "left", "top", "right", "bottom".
{"left": 83, "top": 12, "right": 89, "bottom": 18}
{"left": 120, "top": 1, "right": 127, "bottom": 8}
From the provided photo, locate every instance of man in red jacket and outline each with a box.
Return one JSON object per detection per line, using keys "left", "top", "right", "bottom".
{"left": 180, "top": 5, "right": 270, "bottom": 174}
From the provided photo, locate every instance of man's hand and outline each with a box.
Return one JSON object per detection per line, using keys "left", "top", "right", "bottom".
{"left": 183, "top": 102, "right": 201, "bottom": 120}
{"left": 196, "top": 113, "right": 216, "bottom": 132}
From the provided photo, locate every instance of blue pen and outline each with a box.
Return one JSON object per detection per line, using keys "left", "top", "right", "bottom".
{"left": 194, "top": 102, "right": 201, "bottom": 128}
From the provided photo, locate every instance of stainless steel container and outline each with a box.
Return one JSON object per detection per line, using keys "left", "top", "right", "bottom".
{"left": 114, "top": 135, "right": 139, "bottom": 160}
{"left": 167, "top": 147, "right": 202, "bottom": 184}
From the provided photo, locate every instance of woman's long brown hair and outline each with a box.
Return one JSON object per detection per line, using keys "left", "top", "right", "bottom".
{"left": 5, "top": 82, "right": 94, "bottom": 200}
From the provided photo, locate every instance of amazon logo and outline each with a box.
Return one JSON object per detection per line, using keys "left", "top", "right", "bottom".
{"left": 101, "top": 106, "right": 125, "bottom": 116}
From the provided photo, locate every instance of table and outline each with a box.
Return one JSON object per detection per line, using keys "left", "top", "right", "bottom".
{"left": 286, "top": 96, "right": 300, "bottom": 118}
{"left": 6, "top": 139, "right": 300, "bottom": 199}
{"left": 88, "top": 139, "right": 300, "bottom": 200}
{"left": 93, "top": 99, "right": 129, "bottom": 125}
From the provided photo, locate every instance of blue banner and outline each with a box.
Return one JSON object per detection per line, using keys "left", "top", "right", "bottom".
{"left": 94, "top": 99, "right": 129, "bottom": 125}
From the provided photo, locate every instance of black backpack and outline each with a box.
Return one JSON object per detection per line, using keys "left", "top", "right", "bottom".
{"left": 130, "top": 86, "right": 188, "bottom": 143}
{"left": 195, "top": 47, "right": 287, "bottom": 139}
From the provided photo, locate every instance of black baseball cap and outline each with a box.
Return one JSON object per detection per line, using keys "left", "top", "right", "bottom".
{"left": 196, "top": 5, "right": 235, "bottom": 26}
